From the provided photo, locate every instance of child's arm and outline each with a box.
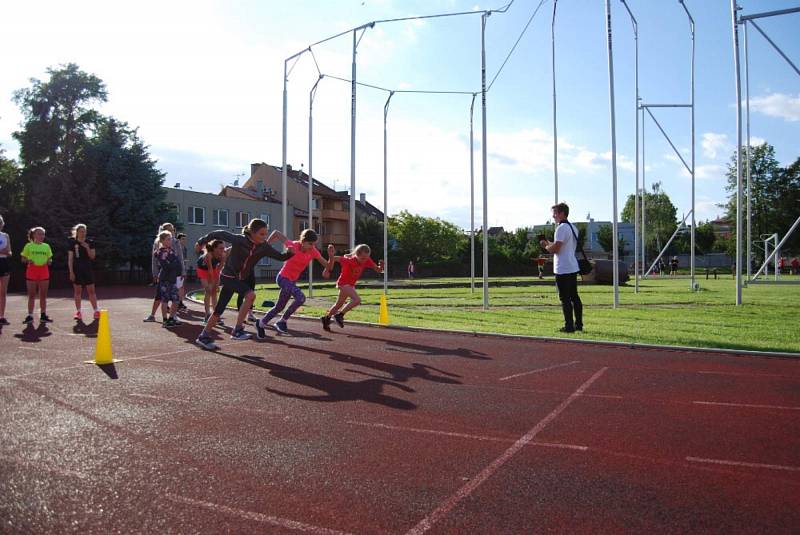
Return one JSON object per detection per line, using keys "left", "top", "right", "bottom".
{"left": 267, "top": 230, "right": 288, "bottom": 244}
{"left": 20, "top": 245, "right": 30, "bottom": 264}
{"left": 68, "top": 250, "right": 75, "bottom": 281}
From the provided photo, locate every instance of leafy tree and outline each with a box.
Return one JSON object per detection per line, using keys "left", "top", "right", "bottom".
{"left": 596, "top": 224, "right": 628, "bottom": 256}
{"left": 0, "top": 146, "right": 23, "bottom": 215}
{"left": 695, "top": 221, "right": 716, "bottom": 254}
{"left": 621, "top": 181, "right": 678, "bottom": 257}
{"left": 355, "top": 215, "right": 385, "bottom": 260}
{"left": 388, "top": 210, "right": 466, "bottom": 264}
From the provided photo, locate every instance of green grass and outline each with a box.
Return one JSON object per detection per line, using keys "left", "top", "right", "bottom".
{"left": 203, "top": 276, "right": 800, "bottom": 354}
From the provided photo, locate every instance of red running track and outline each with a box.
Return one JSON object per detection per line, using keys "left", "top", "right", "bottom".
{"left": 1, "top": 287, "right": 798, "bottom": 534}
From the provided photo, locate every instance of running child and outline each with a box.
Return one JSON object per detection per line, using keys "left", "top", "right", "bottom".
{"left": 68, "top": 223, "right": 99, "bottom": 321}
{"left": 256, "top": 229, "right": 331, "bottom": 337}
{"left": 0, "top": 215, "right": 12, "bottom": 325}
{"left": 320, "top": 244, "right": 383, "bottom": 331}
{"left": 196, "top": 239, "right": 225, "bottom": 324}
{"left": 194, "top": 219, "right": 292, "bottom": 350}
{"left": 145, "top": 222, "right": 184, "bottom": 322}
{"left": 20, "top": 227, "right": 53, "bottom": 324}
{"left": 154, "top": 230, "right": 183, "bottom": 327}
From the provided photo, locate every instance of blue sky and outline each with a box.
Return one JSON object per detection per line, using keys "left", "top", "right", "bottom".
{"left": 0, "top": 0, "right": 797, "bottom": 230}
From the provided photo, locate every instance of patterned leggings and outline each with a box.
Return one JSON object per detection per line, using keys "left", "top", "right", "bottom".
{"left": 262, "top": 275, "right": 306, "bottom": 323}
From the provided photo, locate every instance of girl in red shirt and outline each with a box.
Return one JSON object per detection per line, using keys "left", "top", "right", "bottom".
{"left": 321, "top": 244, "right": 383, "bottom": 331}
{"left": 196, "top": 239, "right": 225, "bottom": 324}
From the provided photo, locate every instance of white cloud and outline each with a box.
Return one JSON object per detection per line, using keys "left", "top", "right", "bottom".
{"left": 749, "top": 93, "right": 800, "bottom": 122}
{"left": 701, "top": 132, "right": 729, "bottom": 159}
{"left": 680, "top": 164, "right": 725, "bottom": 180}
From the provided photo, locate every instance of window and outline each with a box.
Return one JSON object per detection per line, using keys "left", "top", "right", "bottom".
{"left": 260, "top": 214, "right": 271, "bottom": 227}
{"left": 212, "top": 209, "right": 228, "bottom": 227}
{"left": 188, "top": 206, "right": 205, "bottom": 225}
{"left": 300, "top": 220, "right": 310, "bottom": 231}
{"left": 311, "top": 198, "right": 320, "bottom": 210}
{"left": 235, "top": 211, "right": 250, "bottom": 228}
{"left": 170, "top": 203, "right": 181, "bottom": 222}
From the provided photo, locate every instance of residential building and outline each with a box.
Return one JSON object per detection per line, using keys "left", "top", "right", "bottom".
{"left": 711, "top": 217, "right": 733, "bottom": 239}
{"left": 163, "top": 187, "right": 291, "bottom": 280}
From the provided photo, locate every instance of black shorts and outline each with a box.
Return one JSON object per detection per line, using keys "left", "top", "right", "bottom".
{"left": 0, "top": 257, "right": 9, "bottom": 277}
{"left": 73, "top": 269, "right": 94, "bottom": 287}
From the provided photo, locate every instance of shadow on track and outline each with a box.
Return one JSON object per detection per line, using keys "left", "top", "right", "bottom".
{"left": 341, "top": 332, "right": 491, "bottom": 360}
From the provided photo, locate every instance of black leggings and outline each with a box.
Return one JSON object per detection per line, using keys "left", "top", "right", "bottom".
{"left": 215, "top": 275, "right": 253, "bottom": 316}
{"left": 555, "top": 272, "right": 583, "bottom": 329}
{"left": 236, "top": 272, "right": 256, "bottom": 310}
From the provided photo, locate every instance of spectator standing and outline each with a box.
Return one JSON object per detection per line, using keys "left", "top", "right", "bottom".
{"left": 670, "top": 256, "right": 679, "bottom": 276}
{"left": 791, "top": 257, "right": 799, "bottom": 275}
{"left": 539, "top": 203, "right": 583, "bottom": 333}
{"left": 407, "top": 260, "right": 415, "bottom": 279}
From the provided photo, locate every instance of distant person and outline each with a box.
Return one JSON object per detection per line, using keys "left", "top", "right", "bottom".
{"left": 407, "top": 260, "right": 415, "bottom": 279}
{"left": 791, "top": 257, "right": 799, "bottom": 275}
{"left": 196, "top": 239, "right": 225, "bottom": 325}
{"left": 670, "top": 256, "right": 679, "bottom": 276}
{"left": 539, "top": 203, "right": 583, "bottom": 333}
{"left": 658, "top": 259, "right": 666, "bottom": 277}
{"left": 537, "top": 256, "right": 546, "bottom": 279}
{"left": 68, "top": 223, "right": 99, "bottom": 321}
{"left": 145, "top": 222, "right": 184, "bottom": 322}
{"left": 21, "top": 226, "right": 53, "bottom": 324}
{"left": 154, "top": 230, "right": 182, "bottom": 327}
{"left": 176, "top": 233, "right": 189, "bottom": 311}
{"left": 0, "top": 215, "right": 12, "bottom": 325}
{"left": 320, "top": 244, "right": 383, "bottom": 331}
{"left": 778, "top": 256, "right": 786, "bottom": 275}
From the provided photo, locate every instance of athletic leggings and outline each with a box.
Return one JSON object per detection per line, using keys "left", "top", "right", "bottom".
{"left": 262, "top": 275, "right": 305, "bottom": 323}
{"left": 236, "top": 272, "right": 256, "bottom": 310}
{"left": 214, "top": 275, "right": 252, "bottom": 317}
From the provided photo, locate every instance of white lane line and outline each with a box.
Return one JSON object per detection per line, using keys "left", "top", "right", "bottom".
{"left": 347, "top": 421, "right": 588, "bottom": 451}
{"left": 165, "top": 494, "right": 355, "bottom": 535}
{"left": 406, "top": 367, "right": 608, "bottom": 535}
{"left": 693, "top": 401, "right": 800, "bottom": 411}
{"left": 696, "top": 370, "right": 792, "bottom": 378}
{"left": 686, "top": 457, "right": 800, "bottom": 472}
{"left": 498, "top": 360, "right": 581, "bottom": 382}
{"left": 17, "top": 346, "right": 53, "bottom": 352}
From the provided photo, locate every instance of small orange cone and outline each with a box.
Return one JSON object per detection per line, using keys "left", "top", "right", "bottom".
{"left": 84, "top": 310, "right": 121, "bottom": 365}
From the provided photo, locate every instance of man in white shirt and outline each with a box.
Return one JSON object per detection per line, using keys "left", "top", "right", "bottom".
{"left": 539, "top": 203, "right": 583, "bottom": 333}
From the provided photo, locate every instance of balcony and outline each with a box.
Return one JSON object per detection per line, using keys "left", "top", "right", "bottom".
{"left": 321, "top": 234, "right": 349, "bottom": 247}
{"left": 321, "top": 209, "right": 349, "bottom": 221}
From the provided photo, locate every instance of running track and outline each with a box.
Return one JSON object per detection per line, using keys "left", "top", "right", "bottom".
{"left": 1, "top": 287, "right": 798, "bottom": 533}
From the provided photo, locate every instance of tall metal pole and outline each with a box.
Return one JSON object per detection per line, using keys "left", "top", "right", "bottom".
{"left": 732, "top": 0, "right": 743, "bottom": 305}
{"left": 282, "top": 61, "right": 289, "bottom": 235}
{"left": 551, "top": 0, "right": 559, "bottom": 207}
{"left": 605, "top": 0, "right": 620, "bottom": 308}
{"left": 469, "top": 93, "right": 476, "bottom": 294}
{"left": 641, "top": 106, "right": 646, "bottom": 276}
{"left": 349, "top": 30, "right": 357, "bottom": 252}
{"left": 744, "top": 21, "right": 752, "bottom": 281}
{"left": 383, "top": 91, "right": 394, "bottom": 295}
{"left": 481, "top": 12, "right": 490, "bottom": 310}
{"left": 621, "top": 0, "right": 638, "bottom": 292}
{"left": 308, "top": 76, "right": 321, "bottom": 298}
{"left": 679, "top": 0, "right": 696, "bottom": 290}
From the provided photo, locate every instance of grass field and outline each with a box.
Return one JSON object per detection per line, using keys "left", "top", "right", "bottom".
{"left": 220, "top": 275, "right": 800, "bottom": 354}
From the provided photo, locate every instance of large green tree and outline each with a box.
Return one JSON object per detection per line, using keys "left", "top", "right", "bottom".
{"left": 387, "top": 210, "right": 465, "bottom": 264}
{"left": 723, "top": 143, "right": 800, "bottom": 255}
{"left": 355, "top": 215, "right": 385, "bottom": 260}
{"left": 621, "top": 181, "right": 678, "bottom": 257}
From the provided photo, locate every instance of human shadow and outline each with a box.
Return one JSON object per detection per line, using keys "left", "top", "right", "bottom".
{"left": 216, "top": 352, "right": 417, "bottom": 410}
{"left": 343, "top": 332, "right": 491, "bottom": 360}
{"left": 311, "top": 347, "right": 462, "bottom": 385}
{"left": 73, "top": 319, "right": 99, "bottom": 337}
{"left": 13, "top": 323, "right": 52, "bottom": 343}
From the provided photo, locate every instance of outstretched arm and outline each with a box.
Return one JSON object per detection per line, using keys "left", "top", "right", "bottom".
{"left": 267, "top": 230, "right": 288, "bottom": 244}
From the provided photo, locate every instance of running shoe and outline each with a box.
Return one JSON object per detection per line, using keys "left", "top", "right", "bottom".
{"left": 255, "top": 317, "right": 268, "bottom": 340}
{"left": 321, "top": 315, "right": 332, "bottom": 332}
{"left": 273, "top": 320, "right": 288, "bottom": 334}
{"left": 170, "top": 317, "right": 182, "bottom": 326}
{"left": 230, "top": 326, "right": 252, "bottom": 340}
{"left": 0, "top": 317, "right": 9, "bottom": 326}
{"left": 23, "top": 315, "right": 34, "bottom": 325}
{"left": 73, "top": 310, "right": 82, "bottom": 321}
{"left": 143, "top": 315, "right": 157, "bottom": 322}
{"left": 195, "top": 333, "right": 219, "bottom": 351}
{"left": 162, "top": 318, "right": 177, "bottom": 328}
{"left": 40, "top": 314, "right": 53, "bottom": 323}
{"left": 333, "top": 313, "right": 345, "bottom": 329}
{"left": 93, "top": 310, "right": 101, "bottom": 320}
{"left": 247, "top": 311, "right": 257, "bottom": 323}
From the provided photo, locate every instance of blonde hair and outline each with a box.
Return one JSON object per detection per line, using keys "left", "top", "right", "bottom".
{"left": 28, "top": 226, "right": 45, "bottom": 242}
{"left": 158, "top": 230, "right": 173, "bottom": 245}
{"left": 0, "top": 215, "right": 4, "bottom": 229}
{"left": 71, "top": 223, "right": 87, "bottom": 239}
{"left": 353, "top": 244, "right": 371, "bottom": 256}
{"left": 160, "top": 222, "right": 175, "bottom": 233}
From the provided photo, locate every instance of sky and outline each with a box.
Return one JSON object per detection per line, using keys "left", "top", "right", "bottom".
{"left": 1, "top": 0, "right": 798, "bottom": 231}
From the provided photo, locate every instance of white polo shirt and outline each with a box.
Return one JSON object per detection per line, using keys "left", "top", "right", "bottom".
{"left": 553, "top": 221, "right": 579, "bottom": 275}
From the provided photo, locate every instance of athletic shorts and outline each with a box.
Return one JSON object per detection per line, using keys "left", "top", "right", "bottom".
{"left": 26, "top": 264, "right": 49, "bottom": 282}
{"left": 0, "top": 257, "right": 9, "bottom": 277}
{"left": 197, "top": 268, "right": 221, "bottom": 282}
{"left": 158, "top": 281, "right": 179, "bottom": 303}
{"left": 73, "top": 269, "right": 94, "bottom": 287}
{"left": 176, "top": 276, "right": 185, "bottom": 289}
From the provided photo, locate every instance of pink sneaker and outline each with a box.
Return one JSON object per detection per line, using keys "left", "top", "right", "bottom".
{"left": 93, "top": 310, "right": 101, "bottom": 320}
{"left": 73, "top": 310, "right": 82, "bottom": 320}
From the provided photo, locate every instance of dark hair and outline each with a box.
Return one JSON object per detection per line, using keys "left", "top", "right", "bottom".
{"left": 551, "top": 202, "right": 570, "bottom": 218}
{"left": 204, "top": 239, "right": 224, "bottom": 254}
{"left": 176, "top": 233, "right": 187, "bottom": 240}
{"left": 299, "top": 228, "right": 318, "bottom": 243}
{"left": 243, "top": 218, "right": 268, "bottom": 236}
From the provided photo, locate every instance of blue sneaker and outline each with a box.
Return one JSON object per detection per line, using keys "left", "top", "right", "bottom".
{"left": 230, "top": 326, "right": 252, "bottom": 340}
{"left": 255, "top": 317, "right": 268, "bottom": 340}
{"left": 274, "top": 320, "right": 288, "bottom": 334}
{"left": 195, "top": 333, "right": 219, "bottom": 351}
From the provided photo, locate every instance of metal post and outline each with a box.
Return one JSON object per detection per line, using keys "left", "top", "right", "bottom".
{"left": 383, "top": 91, "right": 394, "bottom": 295}
{"left": 641, "top": 106, "right": 646, "bottom": 276}
{"left": 744, "top": 21, "right": 752, "bottom": 281}
{"left": 621, "top": 0, "right": 638, "bottom": 292}
{"left": 350, "top": 30, "right": 357, "bottom": 252}
{"left": 308, "top": 76, "right": 321, "bottom": 297}
{"left": 605, "top": 0, "right": 620, "bottom": 308}
{"left": 470, "top": 93, "right": 476, "bottom": 294}
{"left": 282, "top": 61, "right": 289, "bottom": 235}
{"left": 481, "top": 12, "right": 490, "bottom": 310}
{"left": 552, "top": 0, "right": 559, "bottom": 207}
{"left": 752, "top": 218, "right": 800, "bottom": 280}
{"left": 732, "top": 0, "right": 743, "bottom": 305}
{"left": 645, "top": 210, "right": 694, "bottom": 277}
{"left": 680, "top": 0, "right": 696, "bottom": 290}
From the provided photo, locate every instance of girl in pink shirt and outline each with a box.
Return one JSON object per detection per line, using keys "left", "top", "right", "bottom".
{"left": 256, "top": 229, "right": 331, "bottom": 336}
{"left": 320, "top": 244, "right": 383, "bottom": 331}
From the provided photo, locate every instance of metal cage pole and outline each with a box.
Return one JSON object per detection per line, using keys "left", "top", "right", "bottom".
{"left": 282, "top": 61, "right": 289, "bottom": 236}
{"left": 470, "top": 93, "right": 476, "bottom": 294}
{"left": 605, "top": 0, "right": 620, "bottom": 308}
{"left": 307, "top": 75, "right": 322, "bottom": 298}
{"left": 732, "top": 0, "right": 743, "bottom": 305}
{"left": 481, "top": 12, "right": 490, "bottom": 310}
{"left": 679, "top": 0, "right": 696, "bottom": 290}
{"left": 383, "top": 91, "right": 394, "bottom": 295}
{"left": 641, "top": 105, "right": 646, "bottom": 276}
{"left": 744, "top": 21, "right": 752, "bottom": 282}
{"left": 621, "top": 0, "right": 638, "bottom": 292}
{"left": 349, "top": 30, "right": 358, "bottom": 252}
{"left": 552, "top": 0, "right": 559, "bottom": 207}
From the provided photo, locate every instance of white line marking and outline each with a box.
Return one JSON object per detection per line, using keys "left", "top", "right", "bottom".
{"left": 198, "top": 376, "right": 222, "bottom": 381}
{"left": 128, "top": 393, "right": 188, "bottom": 403}
{"left": 165, "top": 494, "right": 355, "bottom": 535}
{"left": 17, "top": 346, "right": 53, "bottom": 352}
{"left": 693, "top": 401, "right": 800, "bottom": 411}
{"left": 498, "top": 360, "right": 580, "bottom": 382}
{"left": 696, "top": 370, "right": 791, "bottom": 378}
{"left": 346, "top": 421, "right": 588, "bottom": 451}
{"left": 406, "top": 367, "right": 608, "bottom": 535}
{"left": 686, "top": 457, "right": 800, "bottom": 472}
